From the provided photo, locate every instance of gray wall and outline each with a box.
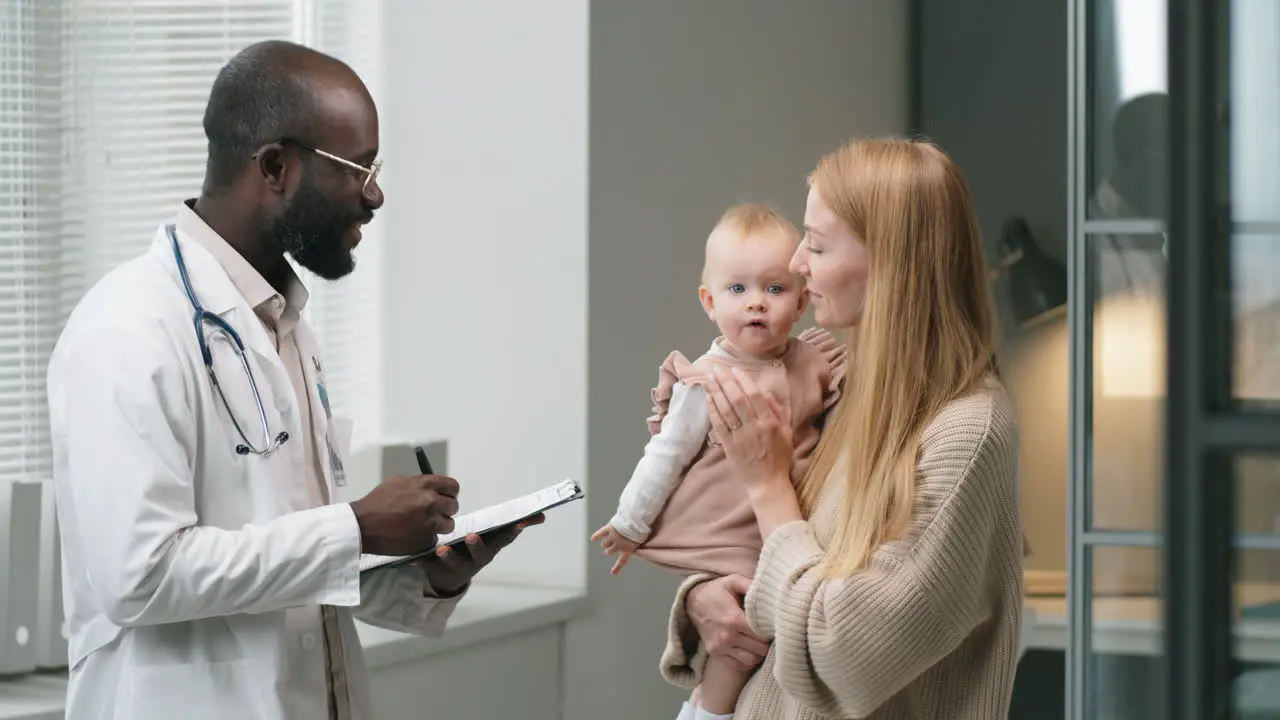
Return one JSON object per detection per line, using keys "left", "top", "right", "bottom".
{"left": 916, "top": 0, "right": 1071, "bottom": 576}
{"left": 916, "top": 0, "right": 1068, "bottom": 266}
{"left": 566, "top": 2, "right": 910, "bottom": 718}
{"left": 915, "top": 1, "right": 1069, "bottom": 716}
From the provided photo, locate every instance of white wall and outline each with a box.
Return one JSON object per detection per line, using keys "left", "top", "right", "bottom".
{"left": 566, "top": 2, "right": 910, "bottom": 718}
{"left": 379, "top": 0, "right": 589, "bottom": 590}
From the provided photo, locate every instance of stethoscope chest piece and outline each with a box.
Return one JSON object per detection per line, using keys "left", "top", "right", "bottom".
{"left": 237, "top": 432, "right": 289, "bottom": 455}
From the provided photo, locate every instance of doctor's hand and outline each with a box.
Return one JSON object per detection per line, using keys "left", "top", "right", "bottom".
{"left": 419, "top": 514, "right": 545, "bottom": 596}
{"left": 350, "top": 474, "right": 461, "bottom": 556}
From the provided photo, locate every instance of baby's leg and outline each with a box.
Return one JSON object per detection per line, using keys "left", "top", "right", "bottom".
{"left": 672, "top": 686, "right": 705, "bottom": 720}
{"left": 696, "top": 655, "right": 750, "bottom": 718}
{"left": 693, "top": 706, "right": 735, "bottom": 720}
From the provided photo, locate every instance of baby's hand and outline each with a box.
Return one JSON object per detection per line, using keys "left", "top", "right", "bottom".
{"left": 590, "top": 524, "right": 641, "bottom": 575}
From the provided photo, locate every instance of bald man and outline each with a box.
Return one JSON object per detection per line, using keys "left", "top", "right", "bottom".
{"left": 46, "top": 40, "right": 539, "bottom": 720}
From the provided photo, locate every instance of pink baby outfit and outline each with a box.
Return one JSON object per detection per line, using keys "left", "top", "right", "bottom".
{"left": 632, "top": 327, "right": 845, "bottom": 579}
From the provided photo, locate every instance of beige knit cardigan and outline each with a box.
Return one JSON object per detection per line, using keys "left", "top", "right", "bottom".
{"left": 660, "top": 376, "right": 1024, "bottom": 719}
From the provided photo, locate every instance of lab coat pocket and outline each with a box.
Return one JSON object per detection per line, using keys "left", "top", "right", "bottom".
{"left": 118, "top": 659, "right": 276, "bottom": 720}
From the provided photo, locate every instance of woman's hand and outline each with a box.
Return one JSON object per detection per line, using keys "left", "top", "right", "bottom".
{"left": 705, "top": 367, "right": 794, "bottom": 492}
{"left": 687, "top": 574, "right": 770, "bottom": 671}
{"left": 705, "top": 367, "right": 805, "bottom": 536}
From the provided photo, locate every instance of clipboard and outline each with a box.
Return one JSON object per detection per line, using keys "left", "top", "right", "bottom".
{"left": 358, "top": 478, "right": 584, "bottom": 574}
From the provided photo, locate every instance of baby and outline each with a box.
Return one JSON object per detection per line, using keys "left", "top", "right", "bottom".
{"left": 590, "top": 204, "right": 845, "bottom": 720}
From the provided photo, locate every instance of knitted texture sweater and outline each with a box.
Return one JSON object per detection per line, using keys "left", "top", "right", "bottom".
{"left": 659, "top": 376, "right": 1023, "bottom": 719}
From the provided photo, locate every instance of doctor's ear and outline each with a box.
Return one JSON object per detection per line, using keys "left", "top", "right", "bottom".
{"left": 251, "top": 143, "right": 290, "bottom": 193}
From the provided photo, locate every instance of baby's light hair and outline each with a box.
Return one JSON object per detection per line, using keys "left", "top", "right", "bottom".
{"left": 701, "top": 203, "right": 801, "bottom": 285}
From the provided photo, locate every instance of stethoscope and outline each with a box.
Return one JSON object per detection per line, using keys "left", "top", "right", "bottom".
{"left": 168, "top": 224, "right": 290, "bottom": 456}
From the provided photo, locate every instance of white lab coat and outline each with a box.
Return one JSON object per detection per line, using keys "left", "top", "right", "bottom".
{"left": 46, "top": 222, "right": 461, "bottom": 720}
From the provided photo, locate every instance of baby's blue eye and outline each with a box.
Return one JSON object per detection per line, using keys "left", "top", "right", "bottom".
{"left": 767, "top": 284, "right": 785, "bottom": 295}
{"left": 729, "top": 283, "right": 745, "bottom": 294}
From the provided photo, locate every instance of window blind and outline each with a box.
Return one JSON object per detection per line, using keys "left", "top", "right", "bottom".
{"left": 59, "top": 1, "right": 297, "bottom": 294}
{"left": 0, "top": 0, "right": 388, "bottom": 681}
{"left": 302, "top": 0, "right": 385, "bottom": 450}
{"left": 0, "top": 0, "right": 63, "bottom": 676}
{"left": 0, "top": 0, "right": 61, "bottom": 488}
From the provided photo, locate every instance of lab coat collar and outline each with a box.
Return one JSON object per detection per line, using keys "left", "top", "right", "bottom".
{"left": 174, "top": 201, "right": 310, "bottom": 337}
{"left": 149, "top": 215, "right": 291, "bottom": 382}
{"left": 152, "top": 221, "right": 245, "bottom": 318}
{"left": 150, "top": 219, "right": 307, "bottom": 478}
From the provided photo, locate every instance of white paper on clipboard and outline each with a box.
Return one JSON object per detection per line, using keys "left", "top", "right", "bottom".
{"left": 358, "top": 478, "right": 583, "bottom": 573}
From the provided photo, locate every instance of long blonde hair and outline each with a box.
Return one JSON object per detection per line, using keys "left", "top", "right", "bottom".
{"left": 797, "top": 138, "right": 999, "bottom": 577}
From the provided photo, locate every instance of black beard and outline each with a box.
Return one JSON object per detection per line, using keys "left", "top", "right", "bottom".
{"left": 267, "top": 174, "right": 367, "bottom": 280}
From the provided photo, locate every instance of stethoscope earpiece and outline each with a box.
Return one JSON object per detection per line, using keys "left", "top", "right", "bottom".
{"left": 236, "top": 445, "right": 250, "bottom": 455}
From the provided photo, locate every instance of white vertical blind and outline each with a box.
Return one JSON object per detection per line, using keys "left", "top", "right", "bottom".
{"left": 0, "top": 0, "right": 62, "bottom": 487}
{"left": 0, "top": 0, "right": 62, "bottom": 677}
{"left": 303, "top": 0, "right": 385, "bottom": 450}
{"left": 60, "top": 1, "right": 297, "bottom": 294}
{"left": 0, "top": 0, "right": 387, "bottom": 680}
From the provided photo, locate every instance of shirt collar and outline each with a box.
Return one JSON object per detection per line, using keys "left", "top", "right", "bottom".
{"left": 176, "top": 199, "right": 309, "bottom": 334}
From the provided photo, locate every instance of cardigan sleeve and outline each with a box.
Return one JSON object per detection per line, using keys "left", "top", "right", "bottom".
{"left": 658, "top": 571, "right": 719, "bottom": 689}
{"left": 744, "top": 392, "right": 1020, "bottom": 718}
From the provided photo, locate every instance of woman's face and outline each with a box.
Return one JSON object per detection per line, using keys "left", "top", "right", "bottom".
{"left": 790, "top": 185, "right": 869, "bottom": 328}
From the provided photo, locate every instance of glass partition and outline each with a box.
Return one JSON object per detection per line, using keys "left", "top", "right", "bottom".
{"left": 1069, "top": 0, "right": 1280, "bottom": 716}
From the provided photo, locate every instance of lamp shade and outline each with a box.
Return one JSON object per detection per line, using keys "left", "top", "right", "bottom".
{"left": 996, "top": 216, "right": 1068, "bottom": 326}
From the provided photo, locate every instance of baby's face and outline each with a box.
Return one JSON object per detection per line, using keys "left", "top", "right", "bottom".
{"left": 699, "top": 232, "right": 807, "bottom": 358}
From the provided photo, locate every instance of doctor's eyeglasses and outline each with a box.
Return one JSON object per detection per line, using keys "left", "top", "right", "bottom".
{"left": 255, "top": 139, "right": 383, "bottom": 193}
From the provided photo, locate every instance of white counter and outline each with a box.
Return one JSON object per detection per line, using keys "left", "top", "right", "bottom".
{"left": 0, "top": 582, "right": 587, "bottom": 720}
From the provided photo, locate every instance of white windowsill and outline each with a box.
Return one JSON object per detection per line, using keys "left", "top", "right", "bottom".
{"left": 0, "top": 581, "right": 587, "bottom": 720}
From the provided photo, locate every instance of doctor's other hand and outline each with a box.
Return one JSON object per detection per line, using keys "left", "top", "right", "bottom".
{"left": 349, "top": 474, "right": 460, "bottom": 556}
{"left": 420, "top": 514, "right": 546, "bottom": 596}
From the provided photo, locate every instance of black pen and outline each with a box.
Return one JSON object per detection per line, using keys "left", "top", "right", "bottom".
{"left": 414, "top": 446, "right": 434, "bottom": 475}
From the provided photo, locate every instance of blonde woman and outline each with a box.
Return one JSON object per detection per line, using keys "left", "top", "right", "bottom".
{"left": 664, "top": 138, "right": 1023, "bottom": 719}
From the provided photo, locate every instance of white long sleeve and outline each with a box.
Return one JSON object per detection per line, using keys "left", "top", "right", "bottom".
{"left": 353, "top": 564, "right": 462, "bottom": 636}
{"left": 50, "top": 324, "right": 363, "bottom": 629}
{"left": 610, "top": 382, "right": 711, "bottom": 543}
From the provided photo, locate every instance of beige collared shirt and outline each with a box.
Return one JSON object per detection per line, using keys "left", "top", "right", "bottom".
{"left": 175, "top": 200, "right": 351, "bottom": 720}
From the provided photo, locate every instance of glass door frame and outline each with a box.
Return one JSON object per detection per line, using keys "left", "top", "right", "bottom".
{"left": 1164, "top": 0, "right": 1280, "bottom": 717}
{"left": 1064, "top": 1, "right": 1089, "bottom": 716}
{"left": 1065, "top": 0, "right": 1280, "bottom": 716}
{"left": 1064, "top": 0, "right": 1172, "bottom": 715}
{"left": 1163, "top": 0, "right": 1232, "bottom": 715}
